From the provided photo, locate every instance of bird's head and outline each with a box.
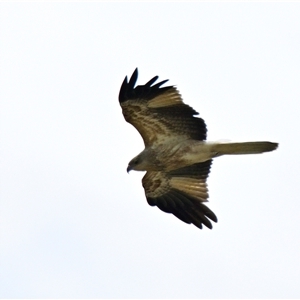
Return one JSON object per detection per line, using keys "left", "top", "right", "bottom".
{"left": 127, "top": 154, "right": 146, "bottom": 173}
{"left": 127, "top": 149, "right": 157, "bottom": 173}
{"left": 127, "top": 149, "right": 162, "bottom": 173}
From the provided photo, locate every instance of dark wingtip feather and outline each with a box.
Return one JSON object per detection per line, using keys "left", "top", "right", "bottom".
{"left": 119, "top": 68, "right": 173, "bottom": 103}
{"left": 118, "top": 76, "right": 128, "bottom": 103}
{"left": 145, "top": 75, "right": 159, "bottom": 87}
{"left": 119, "top": 68, "right": 138, "bottom": 103}
{"left": 146, "top": 189, "right": 218, "bottom": 230}
{"left": 128, "top": 68, "right": 138, "bottom": 91}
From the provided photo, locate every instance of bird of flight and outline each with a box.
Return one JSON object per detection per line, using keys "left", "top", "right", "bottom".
{"left": 119, "top": 68, "right": 278, "bottom": 230}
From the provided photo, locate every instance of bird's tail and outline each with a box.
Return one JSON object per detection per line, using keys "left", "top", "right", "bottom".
{"left": 211, "top": 141, "right": 278, "bottom": 156}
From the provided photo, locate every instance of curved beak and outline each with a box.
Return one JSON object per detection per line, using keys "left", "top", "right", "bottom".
{"left": 127, "top": 165, "right": 132, "bottom": 173}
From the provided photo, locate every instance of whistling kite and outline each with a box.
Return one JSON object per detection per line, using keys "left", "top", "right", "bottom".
{"left": 119, "top": 69, "right": 278, "bottom": 230}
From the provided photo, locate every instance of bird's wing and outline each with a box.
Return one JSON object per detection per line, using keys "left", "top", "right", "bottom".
{"left": 142, "top": 160, "right": 217, "bottom": 229}
{"left": 119, "top": 68, "right": 207, "bottom": 147}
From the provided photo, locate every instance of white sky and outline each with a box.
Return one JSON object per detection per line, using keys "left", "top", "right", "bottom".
{"left": 1, "top": 2, "right": 300, "bottom": 298}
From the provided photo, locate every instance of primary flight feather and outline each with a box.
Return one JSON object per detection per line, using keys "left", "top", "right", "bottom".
{"left": 119, "top": 68, "right": 278, "bottom": 230}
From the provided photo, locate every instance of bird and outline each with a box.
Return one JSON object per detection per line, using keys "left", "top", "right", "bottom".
{"left": 118, "top": 68, "right": 278, "bottom": 230}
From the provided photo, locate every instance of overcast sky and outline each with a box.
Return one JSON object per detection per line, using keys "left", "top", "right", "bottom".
{"left": 1, "top": 2, "right": 300, "bottom": 298}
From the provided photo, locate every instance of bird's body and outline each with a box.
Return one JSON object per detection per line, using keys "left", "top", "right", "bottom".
{"left": 119, "top": 68, "right": 278, "bottom": 230}
{"left": 128, "top": 140, "right": 213, "bottom": 172}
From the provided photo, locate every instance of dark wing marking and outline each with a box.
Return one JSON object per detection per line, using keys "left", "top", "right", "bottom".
{"left": 142, "top": 160, "right": 217, "bottom": 230}
{"left": 119, "top": 68, "right": 207, "bottom": 147}
{"left": 119, "top": 68, "right": 171, "bottom": 103}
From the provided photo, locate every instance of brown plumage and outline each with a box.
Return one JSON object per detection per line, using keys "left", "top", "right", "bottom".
{"left": 119, "top": 68, "right": 278, "bottom": 230}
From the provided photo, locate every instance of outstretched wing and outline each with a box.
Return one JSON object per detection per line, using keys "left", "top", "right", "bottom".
{"left": 119, "top": 68, "right": 207, "bottom": 147}
{"left": 142, "top": 160, "right": 217, "bottom": 230}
